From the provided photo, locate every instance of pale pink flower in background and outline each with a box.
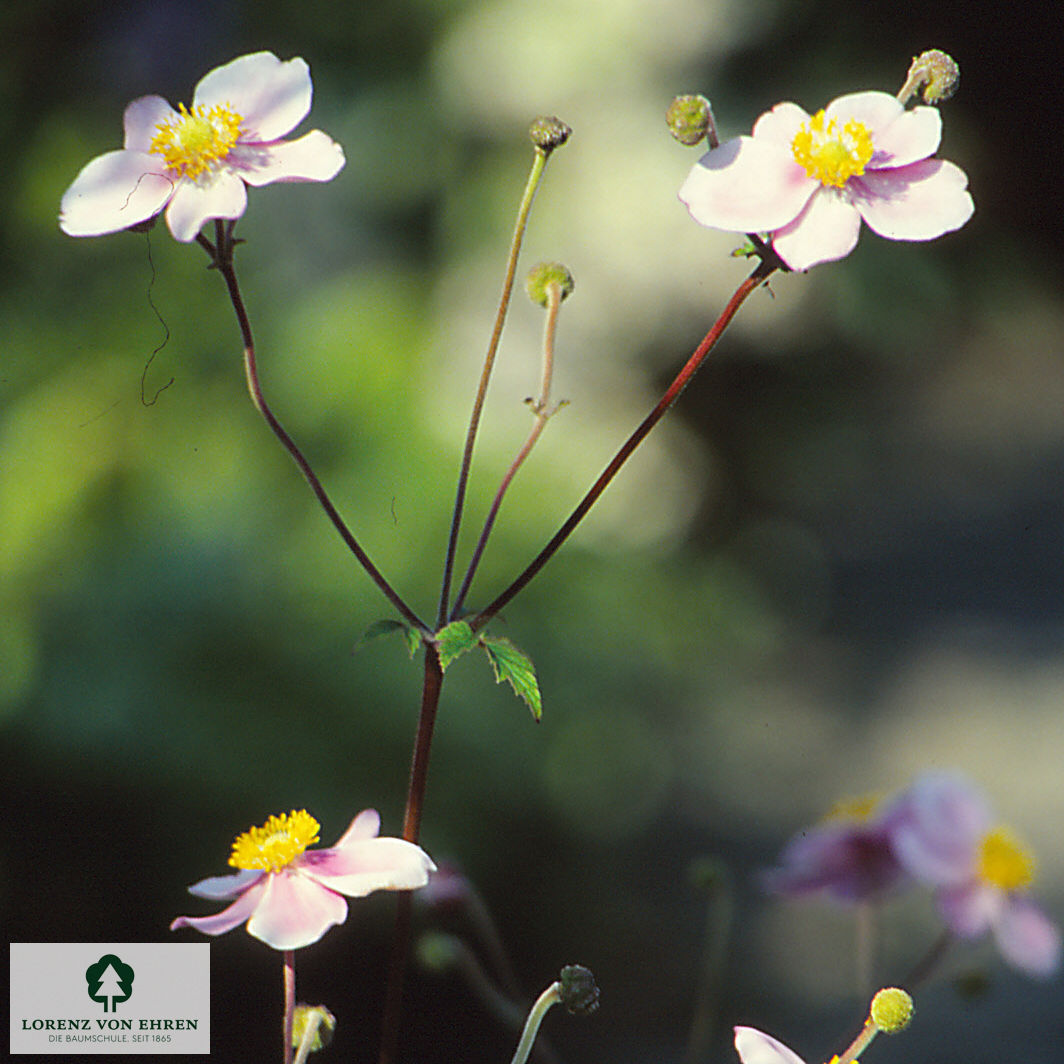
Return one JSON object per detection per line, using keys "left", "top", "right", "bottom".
{"left": 60, "top": 51, "right": 345, "bottom": 242}
{"left": 679, "top": 90, "right": 973, "bottom": 270}
{"left": 170, "top": 809, "right": 435, "bottom": 950}
{"left": 733, "top": 1026, "right": 807, "bottom": 1064}
{"left": 761, "top": 790, "right": 909, "bottom": 903}
{"left": 889, "top": 773, "right": 1061, "bottom": 977}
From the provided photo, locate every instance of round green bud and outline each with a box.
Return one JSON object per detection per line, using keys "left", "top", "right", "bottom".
{"left": 558, "top": 965, "right": 600, "bottom": 1015}
{"left": 525, "top": 262, "right": 575, "bottom": 308}
{"left": 529, "top": 116, "right": 572, "bottom": 153}
{"left": 666, "top": 94, "right": 717, "bottom": 147}
{"left": 415, "top": 931, "right": 461, "bottom": 973}
{"left": 870, "top": 987, "right": 913, "bottom": 1034}
{"left": 291, "top": 1005, "right": 336, "bottom": 1053}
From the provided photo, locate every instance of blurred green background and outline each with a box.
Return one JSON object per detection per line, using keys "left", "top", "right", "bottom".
{"left": 4, "top": 1, "right": 1063, "bottom": 1062}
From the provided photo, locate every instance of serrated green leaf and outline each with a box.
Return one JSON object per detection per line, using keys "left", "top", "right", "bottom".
{"left": 357, "top": 619, "right": 422, "bottom": 658}
{"left": 436, "top": 620, "right": 477, "bottom": 671}
{"left": 481, "top": 636, "right": 542, "bottom": 720}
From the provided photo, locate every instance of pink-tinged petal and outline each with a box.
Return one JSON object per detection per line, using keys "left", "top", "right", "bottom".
{"left": 751, "top": 101, "right": 809, "bottom": 149}
{"left": 734, "top": 1026, "right": 807, "bottom": 1064}
{"left": 244, "top": 870, "right": 348, "bottom": 950}
{"left": 888, "top": 773, "right": 989, "bottom": 885}
{"left": 187, "top": 868, "right": 264, "bottom": 900}
{"left": 825, "top": 91, "right": 904, "bottom": 136}
{"left": 679, "top": 136, "right": 815, "bottom": 234}
{"left": 194, "top": 52, "right": 312, "bottom": 142}
{"left": 770, "top": 188, "right": 861, "bottom": 271}
{"left": 994, "top": 896, "right": 1063, "bottom": 977}
{"left": 302, "top": 837, "right": 436, "bottom": 896}
{"left": 938, "top": 882, "right": 1000, "bottom": 937}
{"left": 853, "top": 159, "right": 973, "bottom": 241}
{"left": 123, "top": 95, "right": 178, "bottom": 153}
{"left": 170, "top": 878, "right": 266, "bottom": 937}
{"left": 867, "top": 106, "right": 941, "bottom": 169}
{"left": 59, "top": 150, "right": 174, "bottom": 236}
{"left": 332, "top": 809, "right": 382, "bottom": 848}
{"left": 239, "top": 130, "right": 345, "bottom": 187}
{"left": 164, "top": 171, "right": 247, "bottom": 242}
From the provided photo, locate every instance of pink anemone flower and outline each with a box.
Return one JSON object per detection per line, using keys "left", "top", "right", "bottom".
{"left": 170, "top": 809, "right": 435, "bottom": 951}
{"left": 60, "top": 51, "right": 345, "bottom": 242}
{"left": 889, "top": 773, "right": 1061, "bottom": 977}
{"left": 679, "top": 90, "right": 973, "bottom": 270}
{"left": 761, "top": 791, "right": 910, "bottom": 903}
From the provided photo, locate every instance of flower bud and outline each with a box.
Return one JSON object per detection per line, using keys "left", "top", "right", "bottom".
{"left": 291, "top": 1004, "right": 336, "bottom": 1053}
{"left": 529, "top": 116, "right": 572, "bottom": 153}
{"left": 525, "top": 262, "right": 575, "bottom": 308}
{"left": 899, "top": 50, "right": 960, "bottom": 105}
{"left": 558, "top": 965, "right": 600, "bottom": 1015}
{"left": 869, "top": 987, "right": 913, "bottom": 1034}
{"left": 666, "top": 94, "right": 718, "bottom": 148}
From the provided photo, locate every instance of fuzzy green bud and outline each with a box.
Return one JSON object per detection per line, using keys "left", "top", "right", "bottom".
{"left": 558, "top": 965, "right": 599, "bottom": 1015}
{"left": 898, "top": 50, "right": 960, "bottom": 106}
{"left": 291, "top": 1005, "right": 336, "bottom": 1053}
{"left": 525, "top": 262, "right": 574, "bottom": 308}
{"left": 529, "top": 116, "right": 572, "bottom": 153}
{"left": 666, "top": 94, "right": 718, "bottom": 147}
{"left": 869, "top": 987, "right": 913, "bottom": 1034}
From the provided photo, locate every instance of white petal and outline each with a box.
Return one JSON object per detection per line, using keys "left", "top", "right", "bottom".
{"left": 854, "top": 159, "right": 973, "bottom": 240}
{"left": 59, "top": 150, "right": 174, "bottom": 237}
{"left": 237, "top": 130, "right": 345, "bottom": 186}
{"left": 825, "top": 90, "right": 903, "bottom": 134}
{"left": 734, "top": 1027, "right": 807, "bottom": 1064}
{"left": 164, "top": 172, "right": 247, "bottom": 242}
{"left": 679, "top": 136, "right": 815, "bottom": 235}
{"left": 194, "top": 52, "right": 312, "bottom": 142}
{"left": 770, "top": 188, "right": 862, "bottom": 271}
{"left": 123, "top": 95, "right": 178, "bottom": 152}
{"left": 751, "top": 101, "right": 808, "bottom": 149}
{"left": 868, "top": 106, "right": 941, "bottom": 169}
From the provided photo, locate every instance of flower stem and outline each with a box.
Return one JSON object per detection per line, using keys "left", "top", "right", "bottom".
{"left": 206, "top": 222, "right": 429, "bottom": 635}
{"left": 509, "top": 982, "right": 563, "bottom": 1064}
{"left": 451, "top": 278, "right": 564, "bottom": 619}
{"left": 437, "top": 147, "right": 551, "bottom": 627}
{"left": 283, "top": 951, "right": 295, "bottom": 1064}
{"left": 835, "top": 1020, "right": 878, "bottom": 1064}
{"left": 471, "top": 258, "right": 776, "bottom": 631}
{"left": 377, "top": 643, "right": 444, "bottom": 1064}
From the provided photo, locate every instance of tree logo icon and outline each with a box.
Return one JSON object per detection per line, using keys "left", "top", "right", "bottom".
{"left": 85, "top": 954, "right": 134, "bottom": 1011}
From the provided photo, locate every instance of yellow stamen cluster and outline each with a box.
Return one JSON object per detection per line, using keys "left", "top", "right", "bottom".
{"left": 825, "top": 791, "right": 881, "bottom": 822}
{"left": 150, "top": 102, "right": 244, "bottom": 179}
{"left": 229, "top": 809, "right": 321, "bottom": 873}
{"left": 978, "top": 827, "right": 1034, "bottom": 891}
{"left": 869, "top": 987, "right": 913, "bottom": 1033}
{"left": 791, "top": 109, "right": 874, "bottom": 189}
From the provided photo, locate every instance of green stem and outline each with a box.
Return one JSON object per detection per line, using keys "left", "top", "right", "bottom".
{"left": 207, "top": 223, "right": 429, "bottom": 635}
{"left": 437, "top": 148, "right": 550, "bottom": 626}
{"left": 451, "top": 279, "right": 564, "bottom": 619}
{"left": 283, "top": 951, "right": 295, "bottom": 1064}
{"left": 471, "top": 257, "right": 777, "bottom": 632}
{"left": 509, "top": 982, "right": 563, "bottom": 1064}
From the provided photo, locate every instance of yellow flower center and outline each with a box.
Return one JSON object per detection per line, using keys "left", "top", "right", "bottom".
{"left": 228, "top": 809, "right": 321, "bottom": 873}
{"left": 791, "top": 109, "right": 874, "bottom": 189}
{"left": 825, "top": 791, "right": 882, "bottom": 822}
{"left": 150, "top": 102, "right": 244, "bottom": 179}
{"left": 978, "top": 826, "right": 1034, "bottom": 891}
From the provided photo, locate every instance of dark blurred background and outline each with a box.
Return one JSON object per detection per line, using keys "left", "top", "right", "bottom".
{"left": 3, "top": 1, "right": 1063, "bottom": 1063}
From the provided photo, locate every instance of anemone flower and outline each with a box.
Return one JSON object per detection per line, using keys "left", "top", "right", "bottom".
{"left": 679, "top": 90, "right": 973, "bottom": 270}
{"left": 60, "top": 51, "right": 344, "bottom": 242}
{"left": 889, "top": 773, "right": 1061, "bottom": 977}
{"left": 171, "top": 809, "right": 435, "bottom": 951}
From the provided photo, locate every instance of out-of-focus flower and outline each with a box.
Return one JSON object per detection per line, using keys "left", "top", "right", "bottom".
{"left": 761, "top": 791, "right": 910, "bottom": 903}
{"left": 734, "top": 1026, "right": 807, "bottom": 1064}
{"left": 678, "top": 90, "right": 973, "bottom": 270}
{"left": 170, "top": 809, "right": 435, "bottom": 950}
{"left": 889, "top": 773, "right": 1062, "bottom": 977}
{"left": 60, "top": 51, "right": 345, "bottom": 242}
